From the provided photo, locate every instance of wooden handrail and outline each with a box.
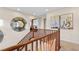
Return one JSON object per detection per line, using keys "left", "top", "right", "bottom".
{"left": 2, "top": 29, "right": 60, "bottom": 51}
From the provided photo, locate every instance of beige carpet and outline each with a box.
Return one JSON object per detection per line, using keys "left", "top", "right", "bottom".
{"left": 60, "top": 40, "right": 79, "bottom": 51}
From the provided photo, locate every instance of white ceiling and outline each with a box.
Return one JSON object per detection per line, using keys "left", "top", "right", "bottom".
{"left": 6, "top": 7, "right": 64, "bottom": 17}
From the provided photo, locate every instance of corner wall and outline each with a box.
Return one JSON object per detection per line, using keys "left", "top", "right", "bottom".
{"left": 46, "top": 8, "right": 79, "bottom": 44}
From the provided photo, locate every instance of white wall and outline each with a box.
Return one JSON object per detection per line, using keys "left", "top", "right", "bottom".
{"left": 0, "top": 8, "right": 31, "bottom": 50}
{"left": 46, "top": 8, "right": 79, "bottom": 44}
{"left": 39, "top": 17, "right": 45, "bottom": 29}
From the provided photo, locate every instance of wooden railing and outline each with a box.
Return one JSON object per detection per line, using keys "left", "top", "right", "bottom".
{"left": 2, "top": 29, "right": 60, "bottom": 51}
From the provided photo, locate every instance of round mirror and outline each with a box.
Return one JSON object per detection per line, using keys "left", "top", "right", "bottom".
{"left": 10, "top": 17, "right": 27, "bottom": 32}
{"left": 0, "top": 30, "right": 4, "bottom": 42}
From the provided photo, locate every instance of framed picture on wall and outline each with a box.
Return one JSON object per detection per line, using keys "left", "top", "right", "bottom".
{"left": 50, "top": 15, "right": 60, "bottom": 29}
{"left": 60, "top": 13, "right": 73, "bottom": 29}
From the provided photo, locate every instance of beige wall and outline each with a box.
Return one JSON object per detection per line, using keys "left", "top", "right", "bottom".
{"left": 0, "top": 8, "right": 31, "bottom": 50}
{"left": 46, "top": 8, "right": 79, "bottom": 44}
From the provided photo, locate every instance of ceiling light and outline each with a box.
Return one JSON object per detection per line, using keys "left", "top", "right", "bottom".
{"left": 30, "top": 16, "right": 36, "bottom": 20}
{"left": 17, "top": 8, "right": 21, "bottom": 11}
{"left": 33, "top": 13, "right": 36, "bottom": 15}
{"left": 45, "top": 9, "right": 49, "bottom": 11}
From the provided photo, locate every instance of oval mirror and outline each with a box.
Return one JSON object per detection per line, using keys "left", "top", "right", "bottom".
{"left": 0, "top": 30, "right": 4, "bottom": 42}
{"left": 10, "top": 17, "right": 27, "bottom": 32}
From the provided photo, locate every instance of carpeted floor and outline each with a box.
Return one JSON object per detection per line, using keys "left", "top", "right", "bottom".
{"left": 60, "top": 40, "right": 79, "bottom": 51}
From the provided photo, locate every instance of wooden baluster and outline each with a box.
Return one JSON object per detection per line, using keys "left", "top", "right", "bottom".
{"left": 56, "top": 32, "right": 58, "bottom": 51}
{"left": 47, "top": 36, "right": 49, "bottom": 51}
{"left": 41, "top": 39, "right": 43, "bottom": 51}
{"left": 51, "top": 33, "right": 54, "bottom": 51}
{"left": 31, "top": 42, "right": 33, "bottom": 51}
{"left": 38, "top": 40, "right": 40, "bottom": 51}
{"left": 40, "top": 39, "right": 42, "bottom": 51}
{"left": 45, "top": 37, "right": 46, "bottom": 51}
{"left": 45, "top": 37, "right": 47, "bottom": 51}
{"left": 49, "top": 34, "right": 51, "bottom": 51}
{"left": 42, "top": 38, "right": 45, "bottom": 51}
{"left": 25, "top": 44, "right": 27, "bottom": 51}
{"left": 50, "top": 34, "right": 53, "bottom": 51}
{"left": 57, "top": 30, "right": 60, "bottom": 50}
{"left": 55, "top": 32, "right": 57, "bottom": 51}
{"left": 50, "top": 34, "right": 52, "bottom": 51}
{"left": 44, "top": 38, "right": 46, "bottom": 51}
{"left": 49, "top": 35, "right": 51, "bottom": 51}
{"left": 17, "top": 48, "right": 20, "bottom": 51}
{"left": 20, "top": 46, "right": 25, "bottom": 51}
{"left": 46, "top": 36, "right": 48, "bottom": 51}
{"left": 48, "top": 35, "right": 50, "bottom": 51}
{"left": 36, "top": 40, "right": 38, "bottom": 51}
{"left": 17, "top": 46, "right": 23, "bottom": 51}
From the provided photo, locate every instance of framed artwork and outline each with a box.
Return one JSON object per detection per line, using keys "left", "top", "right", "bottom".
{"left": 50, "top": 15, "right": 60, "bottom": 29}
{"left": 60, "top": 13, "right": 73, "bottom": 29}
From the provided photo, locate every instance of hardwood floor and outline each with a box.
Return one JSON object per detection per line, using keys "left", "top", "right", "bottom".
{"left": 60, "top": 40, "right": 79, "bottom": 51}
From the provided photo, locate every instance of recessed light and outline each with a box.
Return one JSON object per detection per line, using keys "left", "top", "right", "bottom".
{"left": 33, "top": 13, "right": 36, "bottom": 15}
{"left": 45, "top": 9, "right": 49, "bottom": 11}
{"left": 30, "top": 16, "right": 36, "bottom": 20}
{"left": 17, "top": 8, "right": 21, "bottom": 11}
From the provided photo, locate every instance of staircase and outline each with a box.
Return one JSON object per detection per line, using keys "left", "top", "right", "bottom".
{"left": 2, "top": 29, "right": 60, "bottom": 51}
